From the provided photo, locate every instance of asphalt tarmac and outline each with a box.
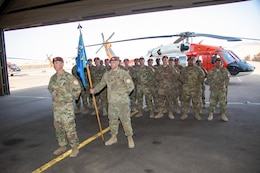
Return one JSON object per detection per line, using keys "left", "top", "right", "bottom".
{"left": 1, "top": 63, "right": 260, "bottom": 173}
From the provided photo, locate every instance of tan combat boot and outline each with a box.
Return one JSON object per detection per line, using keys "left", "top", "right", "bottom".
{"left": 53, "top": 146, "right": 67, "bottom": 155}
{"left": 207, "top": 112, "right": 213, "bottom": 121}
{"left": 103, "top": 108, "right": 108, "bottom": 116}
{"left": 221, "top": 113, "right": 228, "bottom": 122}
{"left": 181, "top": 112, "right": 188, "bottom": 120}
{"left": 70, "top": 147, "right": 79, "bottom": 157}
{"left": 175, "top": 106, "right": 180, "bottom": 114}
{"left": 195, "top": 113, "right": 201, "bottom": 120}
{"left": 135, "top": 111, "right": 143, "bottom": 117}
{"left": 127, "top": 136, "right": 135, "bottom": 149}
{"left": 168, "top": 112, "right": 175, "bottom": 119}
{"left": 149, "top": 110, "right": 155, "bottom": 118}
{"left": 75, "top": 104, "right": 81, "bottom": 114}
{"left": 82, "top": 105, "right": 89, "bottom": 115}
{"left": 155, "top": 109, "right": 164, "bottom": 119}
{"left": 105, "top": 135, "right": 117, "bottom": 146}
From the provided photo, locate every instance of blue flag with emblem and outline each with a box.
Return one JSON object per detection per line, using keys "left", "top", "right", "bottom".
{"left": 76, "top": 25, "right": 88, "bottom": 89}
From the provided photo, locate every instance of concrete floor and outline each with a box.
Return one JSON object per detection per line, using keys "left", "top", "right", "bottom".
{"left": 0, "top": 63, "right": 260, "bottom": 173}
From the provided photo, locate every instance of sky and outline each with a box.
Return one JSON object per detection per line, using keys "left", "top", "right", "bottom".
{"left": 4, "top": 0, "right": 260, "bottom": 63}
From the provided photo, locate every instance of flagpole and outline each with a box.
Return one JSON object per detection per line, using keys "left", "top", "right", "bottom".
{"left": 86, "top": 65, "right": 105, "bottom": 142}
{"left": 78, "top": 24, "right": 105, "bottom": 142}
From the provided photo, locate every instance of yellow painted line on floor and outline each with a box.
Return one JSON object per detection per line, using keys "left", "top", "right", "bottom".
{"left": 32, "top": 127, "right": 110, "bottom": 173}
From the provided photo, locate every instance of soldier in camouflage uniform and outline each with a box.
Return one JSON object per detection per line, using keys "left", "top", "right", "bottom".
{"left": 48, "top": 57, "right": 81, "bottom": 157}
{"left": 196, "top": 59, "right": 207, "bottom": 109}
{"left": 130, "top": 58, "right": 140, "bottom": 111}
{"left": 168, "top": 58, "right": 180, "bottom": 114}
{"left": 135, "top": 57, "right": 154, "bottom": 118}
{"left": 104, "top": 58, "right": 111, "bottom": 71}
{"left": 88, "top": 58, "right": 94, "bottom": 107}
{"left": 71, "top": 58, "right": 90, "bottom": 115}
{"left": 207, "top": 57, "right": 229, "bottom": 122}
{"left": 179, "top": 55, "right": 205, "bottom": 120}
{"left": 173, "top": 58, "right": 183, "bottom": 113}
{"left": 155, "top": 56, "right": 178, "bottom": 119}
{"left": 91, "top": 57, "right": 108, "bottom": 116}
{"left": 90, "top": 56, "right": 135, "bottom": 148}
{"left": 122, "top": 59, "right": 137, "bottom": 113}
{"left": 147, "top": 58, "right": 159, "bottom": 116}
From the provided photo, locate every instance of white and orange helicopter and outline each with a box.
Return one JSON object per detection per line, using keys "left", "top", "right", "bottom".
{"left": 86, "top": 32, "right": 259, "bottom": 76}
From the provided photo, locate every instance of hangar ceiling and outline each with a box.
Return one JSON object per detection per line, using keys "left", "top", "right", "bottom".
{"left": 0, "top": 0, "right": 246, "bottom": 31}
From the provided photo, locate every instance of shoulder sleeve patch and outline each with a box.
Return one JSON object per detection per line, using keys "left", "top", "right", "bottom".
{"left": 126, "top": 79, "right": 131, "bottom": 83}
{"left": 74, "top": 80, "right": 79, "bottom": 85}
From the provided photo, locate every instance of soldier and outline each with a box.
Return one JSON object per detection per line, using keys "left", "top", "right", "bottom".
{"left": 154, "top": 57, "right": 161, "bottom": 67}
{"left": 168, "top": 58, "right": 180, "bottom": 114}
{"left": 155, "top": 56, "right": 178, "bottom": 119}
{"left": 207, "top": 57, "right": 229, "bottom": 122}
{"left": 122, "top": 58, "right": 137, "bottom": 113}
{"left": 131, "top": 58, "right": 140, "bottom": 111}
{"left": 147, "top": 58, "right": 159, "bottom": 115}
{"left": 48, "top": 57, "right": 81, "bottom": 157}
{"left": 135, "top": 57, "right": 154, "bottom": 118}
{"left": 179, "top": 54, "right": 205, "bottom": 120}
{"left": 104, "top": 58, "right": 111, "bottom": 71}
{"left": 90, "top": 56, "right": 135, "bottom": 148}
{"left": 91, "top": 57, "right": 108, "bottom": 116}
{"left": 71, "top": 58, "right": 89, "bottom": 115}
{"left": 196, "top": 59, "right": 207, "bottom": 108}
{"left": 173, "top": 58, "right": 183, "bottom": 113}
{"left": 88, "top": 58, "right": 94, "bottom": 107}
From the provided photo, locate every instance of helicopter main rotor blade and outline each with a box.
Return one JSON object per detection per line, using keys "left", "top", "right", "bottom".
{"left": 85, "top": 34, "right": 177, "bottom": 47}
{"left": 194, "top": 33, "right": 242, "bottom": 41}
{"left": 106, "top": 32, "right": 115, "bottom": 42}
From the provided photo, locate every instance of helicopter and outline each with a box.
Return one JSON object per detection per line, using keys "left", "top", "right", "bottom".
{"left": 86, "top": 32, "right": 259, "bottom": 76}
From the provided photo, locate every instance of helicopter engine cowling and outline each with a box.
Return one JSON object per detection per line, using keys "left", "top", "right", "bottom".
{"left": 149, "top": 43, "right": 189, "bottom": 57}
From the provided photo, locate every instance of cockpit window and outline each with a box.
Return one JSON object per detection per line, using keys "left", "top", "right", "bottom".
{"left": 222, "top": 51, "right": 236, "bottom": 63}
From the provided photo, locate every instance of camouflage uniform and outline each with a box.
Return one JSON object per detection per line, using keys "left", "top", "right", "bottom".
{"left": 71, "top": 65, "right": 90, "bottom": 113}
{"left": 155, "top": 64, "right": 178, "bottom": 118}
{"left": 174, "top": 64, "right": 183, "bottom": 108}
{"left": 147, "top": 65, "right": 159, "bottom": 112}
{"left": 135, "top": 64, "right": 154, "bottom": 115}
{"left": 207, "top": 67, "right": 229, "bottom": 115}
{"left": 131, "top": 63, "right": 140, "bottom": 110}
{"left": 198, "top": 66, "right": 207, "bottom": 108}
{"left": 91, "top": 64, "right": 108, "bottom": 113}
{"left": 48, "top": 70, "right": 81, "bottom": 148}
{"left": 93, "top": 68, "right": 134, "bottom": 136}
{"left": 179, "top": 65, "right": 205, "bottom": 119}
{"left": 122, "top": 64, "right": 136, "bottom": 111}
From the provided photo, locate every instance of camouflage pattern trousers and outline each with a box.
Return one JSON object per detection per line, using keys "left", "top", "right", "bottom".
{"left": 53, "top": 102, "right": 79, "bottom": 148}
{"left": 182, "top": 89, "right": 200, "bottom": 115}
{"left": 208, "top": 90, "right": 227, "bottom": 114}
{"left": 108, "top": 102, "right": 133, "bottom": 137}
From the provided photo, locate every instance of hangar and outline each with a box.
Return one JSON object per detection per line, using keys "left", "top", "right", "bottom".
{"left": 0, "top": 0, "right": 245, "bottom": 95}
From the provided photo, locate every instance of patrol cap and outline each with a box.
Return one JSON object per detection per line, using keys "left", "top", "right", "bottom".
{"left": 110, "top": 56, "right": 119, "bottom": 61}
{"left": 52, "top": 57, "right": 64, "bottom": 63}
